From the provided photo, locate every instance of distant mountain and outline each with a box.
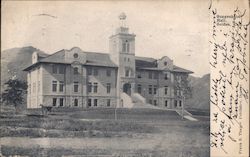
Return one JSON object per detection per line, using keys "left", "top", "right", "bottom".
{"left": 186, "top": 74, "right": 210, "bottom": 111}
{"left": 1, "top": 46, "right": 47, "bottom": 91}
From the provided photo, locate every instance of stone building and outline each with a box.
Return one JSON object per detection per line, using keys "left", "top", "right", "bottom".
{"left": 24, "top": 13, "right": 193, "bottom": 109}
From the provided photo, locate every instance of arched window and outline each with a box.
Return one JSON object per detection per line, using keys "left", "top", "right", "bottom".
{"left": 74, "top": 99, "right": 78, "bottom": 106}
{"left": 122, "top": 40, "right": 130, "bottom": 53}
{"left": 164, "top": 61, "right": 168, "bottom": 66}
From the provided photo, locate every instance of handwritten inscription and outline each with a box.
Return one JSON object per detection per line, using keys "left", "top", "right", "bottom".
{"left": 210, "top": 5, "right": 249, "bottom": 156}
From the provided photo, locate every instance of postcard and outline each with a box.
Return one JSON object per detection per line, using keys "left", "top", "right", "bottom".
{"left": 1, "top": 0, "right": 249, "bottom": 157}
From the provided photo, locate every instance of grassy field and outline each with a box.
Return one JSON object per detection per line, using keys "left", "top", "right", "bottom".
{"left": 0, "top": 108, "right": 210, "bottom": 157}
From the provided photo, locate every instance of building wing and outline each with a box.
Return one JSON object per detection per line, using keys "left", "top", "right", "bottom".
{"left": 24, "top": 48, "right": 118, "bottom": 71}
{"left": 135, "top": 55, "right": 193, "bottom": 74}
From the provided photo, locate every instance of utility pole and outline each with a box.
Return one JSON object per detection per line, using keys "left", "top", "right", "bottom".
{"left": 115, "top": 106, "right": 117, "bottom": 120}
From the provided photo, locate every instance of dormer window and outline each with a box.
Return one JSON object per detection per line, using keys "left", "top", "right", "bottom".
{"left": 122, "top": 40, "right": 130, "bottom": 53}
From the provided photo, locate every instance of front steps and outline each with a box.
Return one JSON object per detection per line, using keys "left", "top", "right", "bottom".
{"left": 175, "top": 109, "right": 198, "bottom": 121}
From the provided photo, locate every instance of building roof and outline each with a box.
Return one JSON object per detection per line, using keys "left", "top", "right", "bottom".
{"left": 135, "top": 56, "right": 193, "bottom": 73}
{"left": 24, "top": 48, "right": 193, "bottom": 74}
{"left": 172, "top": 65, "right": 193, "bottom": 73}
{"left": 84, "top": 51, "right": 117, "bottom": 67}
{"left": 39, "top": 49, "right": 66, "bottom": 64}
{"left": 135, "top": 56, "right": 157, "bottom": 68}
{"left": 24, "top": 48, "right": 118, "bottom": 71}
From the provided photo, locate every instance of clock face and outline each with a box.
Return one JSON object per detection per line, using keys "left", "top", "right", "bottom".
{"left": 73, "top": 53, "right": 78, "bottom": 58}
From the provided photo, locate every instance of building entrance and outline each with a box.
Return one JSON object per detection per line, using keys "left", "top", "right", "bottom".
{"left": 123, "top": 83, "right": 131, "bottom": 95}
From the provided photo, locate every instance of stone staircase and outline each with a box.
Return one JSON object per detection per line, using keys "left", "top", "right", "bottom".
{"left": 121, "top": 92, "right": 161, "bottom": 109}
{"left": 120, "top": 92, "right": 134, "bottom": 108}
{"left": 176, "top": 109, "right": 198, "bottom": 121}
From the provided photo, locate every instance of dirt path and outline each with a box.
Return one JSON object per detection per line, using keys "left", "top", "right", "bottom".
{"left": 0, "top": 134, "right": 208, "bottom": 151}
{"left": 0, "top": 136, "right": 161, "bottom": 150}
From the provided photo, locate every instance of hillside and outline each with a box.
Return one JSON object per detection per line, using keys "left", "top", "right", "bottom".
{"left": 1, "top": 46, "right": 47, "bottom": 91}
{"left": 186, "top": 74, "right": 210, "bottom": 111}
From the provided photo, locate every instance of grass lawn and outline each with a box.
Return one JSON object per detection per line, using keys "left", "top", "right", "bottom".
{"left": 0, "top": 108, "right": 210, "bottom": 157}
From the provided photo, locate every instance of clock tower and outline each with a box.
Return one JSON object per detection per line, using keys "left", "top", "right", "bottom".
{"left": 109, "top": 13, "right": 136, "bottom": 107}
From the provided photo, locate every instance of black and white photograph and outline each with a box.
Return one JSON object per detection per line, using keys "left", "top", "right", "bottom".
{"left": 0, "top": 1, "right": 249, "bottom": 157}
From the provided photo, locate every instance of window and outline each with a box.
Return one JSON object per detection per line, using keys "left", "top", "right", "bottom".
{"left": 53, "top": 98, "right": 57, "bottom": 106}
{"left": 164, "top": 61, "right": 168, "bottom": 66}
{"left": 74, "top": 82, "right": 79, "bottom": 92}
{"left": 164, "top": 73, "right": 169, "bottom": 80}
{"left": 153, "top": 85, "right": 157, "bottom": 95}
{"left": 137, "top": 73, "right": 141, "bottom": 78}
{"left": 174, "top": 100, "right": 178, "bottom": 108}
{"left": 149, "top": 99, "right": 152, "bottom": 104}
{"left": 107, "top": 99, "right": 111, "bottom": 107}
{"left": 94, "top": 68, "right": 98, "bottom": 76}
{"left": 179, "top": 101, "right": 182, "bottom": 107}
{"left": 33, "top": 83, "right": 36, "bottom": 93}
{"left": 126, "top": 42, "right": 130, "bottom": 53}
{"left": 59, "top": 81, "right": 64, "bottom": 92}
{"left": 122, "top": 40, "right": 130, "bottom": 53}
{"left": 52, "top": 65, "right": 57, "bottom": 73}
{"left": 28, "top": 84, "right": 31, "bottom": 94}
{"left": 59, "top": 66, "right": 65, "bottom": 74}
{"left": 176, "top": 90, "right": 182, "bottom": 96}
{"left": 88, "top": 99, "right": 92, "bottom": 107}
{"left": 153, "top": 100, "right": 157, "bottom": 106}
{"left": 113, "top": 41, "right": 117, "bottom": 51}
{"left": 88, "top": 82, "right": 92, "bottom": 93}
{"left": 148, "top": 85, "right": 152, "bottom": 94}
{"left": 93, "top": 83, "right": 98, "bottom": 93}
{"left": 122, "top": 42, "right": 126, "bottom": 52}
{"left": 148, "top": 71, "right": 153, "bottom": 79}
{"left": 154, "top": 72, "right": 159, "bottom": 79}
{"left": 38, "top": 67, "right": 41, "bottom": 75}
{"left": 94, "top": 99, "right": 98, "bottom": 107}
{"left": 52, "top": 81, "right": 57, "bottom": 92}
{"left": 106, "top": 69, "right": 111, "bottom": 77}
{"left": 74, "top": 99, "right": 78, "bottom": 106}
{"left": 87, "top": 68, "right": 92, "bottom": 75}
{"left": 106, "top": 83, "right": 111, "bottom": 93}
{"left": 73, "top": 53, "right": 78, "bottom": 58}
{"left": 164, "top": 86, "right": 168, "bottom": 95}
{"left": 165, "top": 100, "right": 168, "bottom": 107}
{"left": 38, "top": 81, "right": 40, "bottom": 93}
{"left": 59, "top": 98, "right": 64, "bottom": 106}
{"left": 73, "top": 67, "right": 79, "bottom": 75}
{"left": 137, "top": 84, "right": 142, "bottom": 94}
{"left": 125, "top": 69, "right": 130, "bottom": 77}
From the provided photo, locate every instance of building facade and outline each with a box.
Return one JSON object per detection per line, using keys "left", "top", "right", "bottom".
{"left": 24, "top": 14, "right": 193, "bottom": 109}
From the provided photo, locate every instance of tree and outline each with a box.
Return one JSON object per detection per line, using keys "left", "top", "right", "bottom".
{"left": 1, "top": 78, "right": 28, "bottom": 113}
{"left": 174, "top": 73, "right": 193, "bottom": 119}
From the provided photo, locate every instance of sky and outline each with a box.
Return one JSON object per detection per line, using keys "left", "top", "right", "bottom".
{"left": 2, "top": 1, "right": 210, "bottom": 77}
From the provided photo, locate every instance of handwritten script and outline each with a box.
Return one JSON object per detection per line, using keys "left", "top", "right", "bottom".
{"left": 210, "top": 2, "right": 249, "bottom": 156}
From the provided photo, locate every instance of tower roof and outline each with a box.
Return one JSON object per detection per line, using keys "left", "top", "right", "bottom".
{"left": 119, "top": 12, "right": 126, "bottom": 20}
